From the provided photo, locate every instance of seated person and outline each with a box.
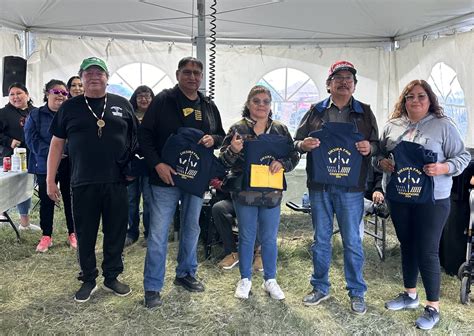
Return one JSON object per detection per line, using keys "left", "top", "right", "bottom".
{"left": 360, "top": 165, "right": 387, "bottom": 239}
{"left": 210, "top": 178, "right": 262, "bottom": 271}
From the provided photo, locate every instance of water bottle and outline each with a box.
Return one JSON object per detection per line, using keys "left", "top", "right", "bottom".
{"left": 14, "top": 147, "right": 27, "bottom": 172}
{"left": 302, "top": 192, "right": 310, "bottom": 208}
{"left": 11, "top": 153, "right": 21, "bottom": 172}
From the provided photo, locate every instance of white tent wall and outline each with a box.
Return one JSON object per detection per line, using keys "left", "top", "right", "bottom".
{"left": 26, "top": 36, "right": 193, "bottom": 103}
{"left": 25, "top": 35, "right": 394, "bottom": 131}
{"left": 212, "top": 44, "right": 392, "bottom": 131}
{"left": 395, "top": 30, "right": 474, "bottom": 147}
{"left": 208, "top": 43, "right": 393, "bottom": 203}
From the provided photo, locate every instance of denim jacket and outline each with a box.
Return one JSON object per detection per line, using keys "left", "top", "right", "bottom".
{"left": 24, "top": 104, "right": 54, "bottom": 174}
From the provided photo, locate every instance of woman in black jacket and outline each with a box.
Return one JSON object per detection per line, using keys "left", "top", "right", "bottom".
{"left": 0, "top": 82, "right": 38, "bottom": 230}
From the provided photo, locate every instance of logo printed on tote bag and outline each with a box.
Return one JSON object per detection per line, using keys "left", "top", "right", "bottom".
{"left": 326, "top": 147, "right": 353, "bottom": 178}
{"left": 394, "top": 166, "right": 423, "bottom": 198}
{"left": 176, "top": 150, "right": 200, "bottom": 179}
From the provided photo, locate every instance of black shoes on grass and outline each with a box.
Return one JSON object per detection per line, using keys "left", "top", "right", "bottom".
{"left": 74, "top": 279, "right": 131, "bottom": 302}
{"left": 174, "top": 275, "right": 205, "bottom": 292}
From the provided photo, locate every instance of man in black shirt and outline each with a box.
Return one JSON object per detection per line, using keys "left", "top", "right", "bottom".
{"left": 47, "top": 57, "right": 137, "bottom": 303}
{"left": 139, "top": 57, "right": 225, "bottom": 309}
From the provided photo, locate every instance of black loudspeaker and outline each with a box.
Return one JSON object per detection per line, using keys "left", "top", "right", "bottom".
{"left": 2, "top": 56, "right": 27, "bottom": 96}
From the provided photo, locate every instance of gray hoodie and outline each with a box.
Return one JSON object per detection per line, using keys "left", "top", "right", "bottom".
{"left": 378, "top": 113, "right": 471, "bottom": 200}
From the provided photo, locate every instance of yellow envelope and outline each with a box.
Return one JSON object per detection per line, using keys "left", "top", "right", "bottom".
{"left": 249, "top": 164, "right": 284, "bottom": 189}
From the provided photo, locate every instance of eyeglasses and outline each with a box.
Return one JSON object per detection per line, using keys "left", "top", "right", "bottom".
{"left": 180, "top": 69, "right": 202, "bottom": 77}
{"left": 251, "top": 98, "right": 271, "bottom": 106}
{"left": 331, "top": 75, "right": 354, "bottom": 83}
{"left": 405, "top": 93, "right": 428, "bottom": 102}
{"left": 49, "top": 89, "right": 69, "bottom": 96}
{"left": 137, "top": 94, "right": 152, "bottom": 101}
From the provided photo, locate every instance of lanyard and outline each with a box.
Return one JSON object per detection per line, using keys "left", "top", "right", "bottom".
{"left": 84, "top": 94, "right": 107, "bottom": 138}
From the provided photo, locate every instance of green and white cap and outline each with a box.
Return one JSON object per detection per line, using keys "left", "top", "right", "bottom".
{"left": 80, "top": 57, "right": 108, "bottom": 72}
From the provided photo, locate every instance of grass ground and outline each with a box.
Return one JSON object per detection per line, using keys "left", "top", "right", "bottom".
{"left": 0, "top": 204, "right": 473, "bottom": 335}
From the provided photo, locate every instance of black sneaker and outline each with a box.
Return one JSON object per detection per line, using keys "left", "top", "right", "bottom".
{"left": 74, "top": 281, "right": 98, "bottom": 303}
{"left": 174, "top": 275, "right": 205, "bottom": 292}
{"left": 103, "top": 278, "right": 132, "bottom": 297}
{"left": 302, "top": 289, "right": 330, "bottom": 306}
{"left": 124, "top": 236, "right": 137, "bottom": 248}
{"left": 350, "top": 296, "right": 367, "bottom": 315}
{"left": 144, "top": 291, "right": 162, "bottom": 309}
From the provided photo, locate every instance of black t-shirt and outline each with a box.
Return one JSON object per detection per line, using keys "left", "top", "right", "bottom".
{"left": 50, "top": 93, "right": 136, "bottom": 187}
{"left": 177, "top": 90, "right": 203, "bottom": 130}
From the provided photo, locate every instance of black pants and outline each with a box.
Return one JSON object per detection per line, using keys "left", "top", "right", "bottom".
{"left": 388, "top": 198, "right": 450, "bottom": 301}
{"left": 72, "top": 182, "right": 128, "bottom": 283}
{"left": 57, "top": 158, "right": 74, "bottom": 233}
{"left": 36, "top": 159, "right": 74, "bottom": 236}
{"left": 212, "top": 199, "right": 237, "bottom": 254}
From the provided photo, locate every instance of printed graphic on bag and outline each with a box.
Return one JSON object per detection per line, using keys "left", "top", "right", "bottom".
{"left": 394, "top": 166, "right": 423, "bottom": 198}
{"left": 326, "top": 147, "right": 353, "bottom": 178}
{"left": 386, "top": 140, "right": 436, "bottom": 204}
{"left": 176, "top": 150, "right": 200, "bottom": 179}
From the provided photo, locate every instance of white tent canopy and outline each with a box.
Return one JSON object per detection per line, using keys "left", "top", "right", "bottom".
{"left": 0, "top": 0, "right": 473, "bottom": 147}
{"left": 1, "top": 0, "right": 473, "bottom": 43}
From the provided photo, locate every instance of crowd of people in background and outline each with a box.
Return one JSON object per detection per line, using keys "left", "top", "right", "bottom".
{"left": 0, "top": 56, "right": 470, "bottom": 331}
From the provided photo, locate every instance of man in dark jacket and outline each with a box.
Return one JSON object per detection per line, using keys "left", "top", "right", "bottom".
{"left": 139, "top": 57, "right": 225, "bottom": 309}
{"left": 295, "top": 60, "right": 379, "bottom": 315}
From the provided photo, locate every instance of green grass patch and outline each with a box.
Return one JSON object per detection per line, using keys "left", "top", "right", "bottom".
{"left": 0, "top": 207, "right": 472, "bottom": 335}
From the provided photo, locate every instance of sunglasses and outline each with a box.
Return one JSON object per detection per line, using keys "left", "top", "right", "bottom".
{"left": 49, "top": 89, "right": 69, "bottom": 96}
{"left": 251, "top": 98, "right": 271, "bottom": 106}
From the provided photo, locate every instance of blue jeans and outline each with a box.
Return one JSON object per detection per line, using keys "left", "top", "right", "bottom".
{"left": 144, "top": 185, "right": 203, "bottom": 292}
{"left": 233, "top": 201, "right": 280, "bottom": 281}
{"left": 17, "top": 197, "right": 31, "bottom": 216}
{"left": 127, "top": 176, "right": 151, "bottom": 240}
{"left": 309, "top": 186, "right": 367, "bottom": 298}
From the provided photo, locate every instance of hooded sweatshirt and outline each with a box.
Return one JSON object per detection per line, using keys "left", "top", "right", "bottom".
{"left": 378, "top": 113, "right": 471, "bottom": 200}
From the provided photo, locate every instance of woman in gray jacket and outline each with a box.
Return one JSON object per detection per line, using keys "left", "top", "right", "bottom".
{"left": 377, "top": 79, "right": 470, "bottom": 330}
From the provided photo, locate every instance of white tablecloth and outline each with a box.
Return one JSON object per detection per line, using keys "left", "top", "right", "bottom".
{"left": 0, "top": 170, "right": 34, "bottom": 213}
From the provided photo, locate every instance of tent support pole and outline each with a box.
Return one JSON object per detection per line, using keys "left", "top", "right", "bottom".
{"left": 196, "top": 0, "right": 207, "bottom": 94}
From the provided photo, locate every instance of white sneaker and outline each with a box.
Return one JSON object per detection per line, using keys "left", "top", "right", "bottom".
{"left": 263, "top": 279, "right": 285, "bottom": 300}
{"left": 234, "top": 278, "right": 252, "bottom": 299}
{"left": 19, "top": 223, "right": 41, "bottom": 231}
